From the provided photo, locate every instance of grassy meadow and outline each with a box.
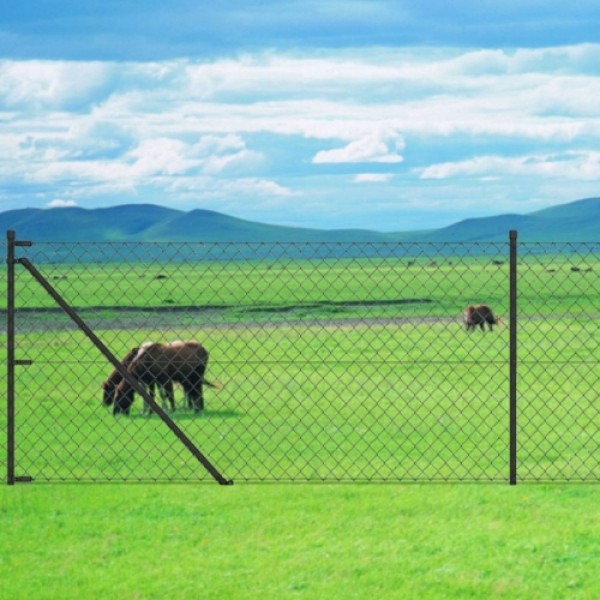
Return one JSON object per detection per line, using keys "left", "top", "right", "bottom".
{"left": 1, "top": 242, "right": 598, "bottom": 597}
{"left": 2, "top": 484, "right": 599, "bottom": 599}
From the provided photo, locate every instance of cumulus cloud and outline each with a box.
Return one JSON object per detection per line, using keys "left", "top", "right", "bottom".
{"left": 313, "top": 130, "right": 405, "bottom": 164}
{"left": 0, "top": 60, "right": 114, "bottom": 110}
{"left": 1, "top": 45, "right": 600, "bottom": 226}
{"left": 128, "top": 138, "right": 196, "bottom": 176}
{"left": 226, "top": 177, "right": 296, "bottom": 198}
{"left": 172, "top": 175, "right": 295, "bottom": 197}
{"left": 124, "top": 134, "right": 259, "bottom": 179}
{"left": 419, "top": 151, "right": 600, "bottom": 181}
{"left": 46, "top": 199, "right": 78, "bottom": 208}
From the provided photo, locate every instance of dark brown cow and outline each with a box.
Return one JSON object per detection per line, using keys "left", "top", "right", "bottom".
{"left": 102, "top": 347, "right": 139, "bottom": 408}
{"left": 113, "top": 340, "right": 220, "bottom": 415}
{"left": 464, "top": 304, "right": 500, "bottom": 331}
{"left": 102, "top": 346, "right": 174, "bottom": 415}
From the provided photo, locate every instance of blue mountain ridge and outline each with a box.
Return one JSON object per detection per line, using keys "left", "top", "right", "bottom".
{"left": 0, "top": 197, "right": 598, "bottom": 243}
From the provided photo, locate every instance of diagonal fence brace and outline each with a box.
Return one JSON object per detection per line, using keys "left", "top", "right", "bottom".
{"left": 15, "top": 256, "right": 233, "bottom": 486}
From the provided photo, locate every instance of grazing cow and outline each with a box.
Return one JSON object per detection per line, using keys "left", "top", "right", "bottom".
{"left": 464, "top": 304, "right": 500, "bottom": 331}
{"left": 102, "top": 347, "right": 138, "bottom": 408}
{"left": 102, "top": 346, "right": 174, "bottom": 415}
{"left": 113, "top": 340, "right": 220, "bottom": 415}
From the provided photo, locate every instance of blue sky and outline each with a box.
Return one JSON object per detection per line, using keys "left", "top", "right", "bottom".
{"left": 1, "top": 1, "right": 600, "bottom": 231}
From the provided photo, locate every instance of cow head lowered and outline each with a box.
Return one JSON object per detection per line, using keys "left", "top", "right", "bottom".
{"left": 101, "top": 347, "right": 139, "bottom": 411}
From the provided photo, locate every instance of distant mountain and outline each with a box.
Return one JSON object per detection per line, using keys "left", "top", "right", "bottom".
{"left": 0, "top": 203, "right": 413, "bottom": 244}
{"left": 0, "top": 204, "right": 181, "bottom": 242}
{"left": 140, "top": 208, "right": 408, "bottom": 243}
{"left": 409, "top": 197, "right": 600, "bottom": 242}
{"left": 0, "top": 197, "right": 598, "bottom": 243}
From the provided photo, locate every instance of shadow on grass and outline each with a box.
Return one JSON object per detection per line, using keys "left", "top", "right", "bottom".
{"left": 129, "top": 408, "right": 243, "bottom": 420}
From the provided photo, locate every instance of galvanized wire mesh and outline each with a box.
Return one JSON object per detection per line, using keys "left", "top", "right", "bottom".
{"left": 515, "top": 242, "right": 599, "bottom": 482}
{"left": 1, "top": 237, "right": 598, "bottom": 483}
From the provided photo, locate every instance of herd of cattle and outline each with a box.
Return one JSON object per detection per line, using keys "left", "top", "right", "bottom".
{"left": 102, "top": 304, "right": 499, "bottom": 416}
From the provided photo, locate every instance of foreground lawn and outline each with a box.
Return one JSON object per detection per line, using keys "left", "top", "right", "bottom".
{"left": 1, "top": 484, "right": 599, "bottom": 599}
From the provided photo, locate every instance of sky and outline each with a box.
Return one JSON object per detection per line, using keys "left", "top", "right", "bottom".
{"left": 1, "top": 1, "right": 600, "bottom": 231}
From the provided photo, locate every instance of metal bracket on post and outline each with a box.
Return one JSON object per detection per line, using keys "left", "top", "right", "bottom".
{"left": 509, "top": 230, "right": 518, "bottom": 485}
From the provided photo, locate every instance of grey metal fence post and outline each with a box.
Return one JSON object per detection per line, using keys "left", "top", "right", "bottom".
{"left": 509, "top": 230, "right": 518, "bottom": 485}
{"left": 6, "top": 230, "right": 15, "bottom": 485}
{"left": 6, "top": 231, "right": 33, "bottom": 485}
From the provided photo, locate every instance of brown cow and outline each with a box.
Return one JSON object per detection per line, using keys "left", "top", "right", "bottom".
{"left": 102, "top": 346, "right": 174, "bottom": 415}
{"left": 102, "top": 347, "right": 138, "bottom": 408}
{"left": 113, "top": 340, "right": 220, "bottom": 415}
{"left": 464, "top": 304, "right": 500, "bottom": 331}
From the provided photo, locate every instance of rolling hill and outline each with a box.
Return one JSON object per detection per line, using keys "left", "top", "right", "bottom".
{"left": 417, "top": 197, "right": 600, "bottom": 242}
{"left": 0, "top": 197, "right": 598, "bottom": 243}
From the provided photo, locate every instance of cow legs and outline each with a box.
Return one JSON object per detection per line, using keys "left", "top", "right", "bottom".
{"left": 114, "top": 383, "right": 135, "bottom": 415}
{"left": 144, "top": 380, "right": 176, "bottom": 413}
{"left": 191, "top": 364, "right": 207, "bottom": 412}
{"left": 193, "top": 380, "right": 205, "bottom": 412}
{"left": 179, "top": 375, "right": 202, "bottom": 411}
{"left": 182, "top": 381, "right": 193, "bottom": 409}
{"left": 142, "top": 382, "right": 155, "bottom": 414}
{"left": 182, "top": 380, "right": 202, "bottom": 411}
{"left": 185, "top": 388, "right": 194, "bottom": 410}
{"left": 189, "top": 384, "right": 204, "bottom": 412}
{"left": 180, "top": 372, "right": 204, "bottom": 412}
{"left": 159, "top": 380, "right": 175, "bottom": 411}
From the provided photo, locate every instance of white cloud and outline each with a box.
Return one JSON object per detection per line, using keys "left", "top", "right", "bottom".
{"left": 419, "top": 151, "right": 600, "bottom": 181}
{"left": 128, "top": 138, "right": 197, "bottom": 176}
{"left": 124, "top": 135, "right": 263, "bottom": 177}
{"left": 194, "top": 134, "right": 263, "bottom": 174}
{"left": 313, "top": 130, "right": 405, "bottom": 164}
{"left": 353, "top": 173, "right": 394, "bottom": 183}
{"left": 46, "top": 199, "right": 78, "bottom": 208}
{"left": 229, "top": 177, "right": 296, "bottom": 198}
{"left": 2, "top": 45, "right": 600, "bottom": 226}
{"left": 0, "top": 60, "right": 113, "bottom": 110}
{"left": 171, "top": 175, "right": 295, "bottom": 198}
{"left": 202, "top": 149, "right": 262, "bottom": 175}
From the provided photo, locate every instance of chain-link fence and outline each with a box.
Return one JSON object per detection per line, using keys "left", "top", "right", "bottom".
{"left": 514, "top": 242, "right": 598, "bottom": 482}
{"left": 2, "top": 232, "right": 598, "bottom": 483}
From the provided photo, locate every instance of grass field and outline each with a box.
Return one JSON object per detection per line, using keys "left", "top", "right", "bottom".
{"left": 1, "top": 242, "right": 598, "bottom": 597}
{"left": 1, "top": 484, "right": 599, "bottom": 598}
{"left": 5, "top": 318, "right": 598, "bottom": 484}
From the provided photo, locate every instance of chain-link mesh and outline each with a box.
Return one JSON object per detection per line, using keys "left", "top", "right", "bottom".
{"left": 515, "top": 242, "right": 599, "bottom": 482}
{"left": 1, "top": 238, "right": 598, "bottom": 482}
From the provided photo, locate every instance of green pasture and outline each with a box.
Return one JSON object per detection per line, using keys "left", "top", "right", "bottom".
{"left": 1, "top": 484, "right": 599, "bottom": 599}
{"left": 10, "top": 249, "right": 599, "bottom": 319}
{"left": 12, "top": 254, "right": 506, "bottom": 314}
{"left": 1, "top": 247, "right": 598, "bottom": 598}
{"left": 2, "top": 249, "right": 598, "bottom": 482}
{"left": 3, "top": 318, "right": 598, "bottom": 484}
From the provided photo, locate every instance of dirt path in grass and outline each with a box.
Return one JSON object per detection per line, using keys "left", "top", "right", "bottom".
{"left": 5, "top": 298, "right": 447, "bottom": 332}
{"left": 7, "top": 301, "right": 585, "bottom": 333}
